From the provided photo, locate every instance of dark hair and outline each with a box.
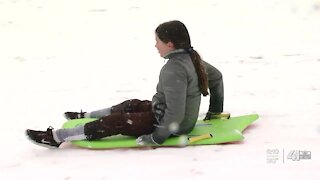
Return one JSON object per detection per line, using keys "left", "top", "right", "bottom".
{"left": 155, "top": 20, "right": 209, "bottom": 96}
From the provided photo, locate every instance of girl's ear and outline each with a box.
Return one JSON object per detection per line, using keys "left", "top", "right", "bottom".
{"left": 167, "top": 41, "right": 175, "bottom": 49}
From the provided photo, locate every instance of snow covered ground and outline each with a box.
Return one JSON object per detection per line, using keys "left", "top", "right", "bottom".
{"left": 0, "top": 0, "right": 319, "bottom": 179}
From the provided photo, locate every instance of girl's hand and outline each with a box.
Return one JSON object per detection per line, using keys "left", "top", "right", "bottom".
{"left": 153, "top": 103, "right": 166, "bottom": 123}
{"left": 136, "top": 134, "right": 159, "bottom": 146}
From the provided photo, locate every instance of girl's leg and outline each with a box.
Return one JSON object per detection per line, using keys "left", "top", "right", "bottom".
{"left": 53, "top": 111, "right": 156, "bottom": 142}
{"left": 86, "top": 107, "right": 112, "bottom": 118}
{"left": 110, "top": 99, "right": 152, "bottom": 114}
{"left": 84, "top": 111, "right": 156, "bottom": 140}
{"left": 53, "top": 125, "right": 86, "bottom": 143}
{"left": 83, "top": 100, "right": 154, "bottom": 140}
{"left": 27, "top": 108, "right": 156, "bottom": 148}
{"left": 86, "top": 99, "right": 151, "bottom": 118}
{"left": 54, "top": 99, "right": 154, "bottom": 143}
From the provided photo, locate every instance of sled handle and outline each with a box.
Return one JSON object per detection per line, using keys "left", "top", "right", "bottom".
{"left": 204, "top": 112, "right": 231, "bottom": 121}
{"left": 188, "top": 133, "right": 213, "bottom": 144}
{"left": 219, "top": 112, "right": 231, "bottom": 119}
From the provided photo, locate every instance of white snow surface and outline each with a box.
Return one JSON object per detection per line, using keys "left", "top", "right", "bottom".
{"left": 1, "top": 0, "right": 320, "bottom": 179}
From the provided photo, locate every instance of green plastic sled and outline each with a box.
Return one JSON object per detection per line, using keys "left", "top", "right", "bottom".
{"left": 62, "top": 114, "right": 259, "bottom": 149}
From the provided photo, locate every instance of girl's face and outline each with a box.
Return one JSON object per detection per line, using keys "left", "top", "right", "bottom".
{"left": 155, "top": 33, "right": 175, "bottom": 57}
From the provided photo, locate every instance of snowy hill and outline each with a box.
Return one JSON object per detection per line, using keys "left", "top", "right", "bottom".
{"left": 0, "top": 0, "right": 319, "bottom": 179}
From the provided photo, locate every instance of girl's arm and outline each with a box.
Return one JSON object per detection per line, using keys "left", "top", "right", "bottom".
{"left": 151, "top": 62, "right": 188, "bottom": 144}
{"left": 202, "top": 60, "right": 224, "bottom": 114}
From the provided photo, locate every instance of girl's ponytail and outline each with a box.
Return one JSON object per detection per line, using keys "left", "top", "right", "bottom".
{"left": 188, "top": 48, "right": 209, "bottom": 96}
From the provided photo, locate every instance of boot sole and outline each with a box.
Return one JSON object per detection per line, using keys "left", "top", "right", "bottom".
{"left": 25, "top": 130, "right": 60, "bottom": 149}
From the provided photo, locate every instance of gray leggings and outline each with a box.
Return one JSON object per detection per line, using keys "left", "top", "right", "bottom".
{"left": 87, "top": 107, "right": 112, "bottom": 118}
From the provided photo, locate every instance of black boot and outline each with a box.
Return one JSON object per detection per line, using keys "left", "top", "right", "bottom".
{"left": 26, "top": 127, "right": 61, "bottom": 148}
{"left": 64, "top": 110, "right": 86, "bottom": 120}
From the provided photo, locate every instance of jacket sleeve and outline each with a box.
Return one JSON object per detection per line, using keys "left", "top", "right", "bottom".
{"left": 202, "top": 60, "right": 224, "bottom": 113}
{"left": 152, "top": 83, "right": 164, "bottom": 108}
{"left": 151, "top": 62, "right": 187, "bottom": 144}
